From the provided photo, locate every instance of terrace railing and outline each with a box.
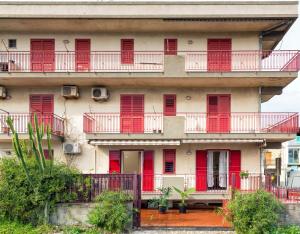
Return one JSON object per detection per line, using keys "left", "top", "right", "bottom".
{"left": 0, "top": 112, "right": 64, "bottom": 136}
{"left": 1, "top": 50, "right": 299, "bottom": 73}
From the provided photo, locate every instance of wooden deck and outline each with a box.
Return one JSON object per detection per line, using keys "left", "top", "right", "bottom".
{"left": 141, "top": 209, "right": 231, "bottom": 227}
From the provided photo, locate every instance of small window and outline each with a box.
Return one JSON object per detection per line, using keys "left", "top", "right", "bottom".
{"left": 121, "top": 39, "right": 134, "bottom": 64}
{"left": 8, "top": 39, "right": 17, "bottom": 49}
{"left": 43, "top": 149, "right": 53, "bottom": 160}
{"left": 164, "top": 38, "right": 177, "bottom": 55}
{"left": 288, "top": 148, "right": 300, "bottom": 164}
{"left": 163, "top": 149, "right": 176, "bottom": 174}
{"left": 164, "top": 94, "right": 176, "bottom": 116}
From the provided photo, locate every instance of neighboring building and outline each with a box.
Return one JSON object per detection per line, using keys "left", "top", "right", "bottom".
{"left": 0, "top": 0, "right": 299, "bottom": 207}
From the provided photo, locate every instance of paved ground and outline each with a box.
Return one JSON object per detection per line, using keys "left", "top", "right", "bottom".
{"left": 132, "top": 230, "right": 235, "bottom": 234}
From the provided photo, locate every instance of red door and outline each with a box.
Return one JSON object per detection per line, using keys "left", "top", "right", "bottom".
{"left": 164, "top": 39, "right": 177, "bottom": 55}
{"left": 75, "top": 39, "right": 90, "bottom": 71}
{"left": 31, "top": 39, "right": 55, "bottom": 72}
{"left": 196, "top": 150, "right": 207, "bottom": 191}
{"left": 207, "top": 39, "right": 231, "bottom": 71}
{"left": 207, "top": 95, "right": 231, "bottom": 133}
{"left": 143, "top": 151, "right": 154, "bottom": 191}
{"left": 29, "top": 94, "right": 54, "bottom": 130}
{"left": 121, "top": 39, "right": 134, "bottom": 64}
{"left": 109, "top": 150, "right": 121, "bottom": 190}
{"left": 120, "top": 95, "right": 144, "bottom": 133}
{"left": 229, "top": 150, "right": 241, "bottom": 189}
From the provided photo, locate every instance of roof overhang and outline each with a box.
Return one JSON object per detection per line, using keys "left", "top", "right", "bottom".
{"left": 182, "top": 139, "right": 265, "bottom": 144}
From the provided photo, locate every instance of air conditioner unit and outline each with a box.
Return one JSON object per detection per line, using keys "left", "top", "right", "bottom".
{"left": 91, "top": 87, "right": 109, "bottom": 101}
{"left": 61, "top": 85, "right": 79, "bottom": 98}
{"left": 63, "top": 142, "right": 81, "bottom": 154}
{"left": 0, "top": 86, "right": 7, "bottom": 99}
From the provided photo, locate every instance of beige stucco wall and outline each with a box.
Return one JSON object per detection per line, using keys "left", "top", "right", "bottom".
{"left": 96, "top": 143, "right": 260, "bottom": 175}
{"left": 0, "top": 32, "right": 259, "bottom": 52}
{"left": 0, "top": 86, "right": 260, "bottom": 172}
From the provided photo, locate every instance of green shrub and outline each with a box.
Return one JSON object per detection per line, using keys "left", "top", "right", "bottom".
{"left": 88, "top": 191, "right": 133, "bottom": 234}
{"left": 275, "top": 225, "right": 300, "bottom": 234}
{"left": 0, "top": 220, "right": 53, "bottom": 234}
{"left": 225, "top": 190, "right": 284, "bottom": 234}
{"left": 0, "top": 157, "right": 79, "bottom": 225}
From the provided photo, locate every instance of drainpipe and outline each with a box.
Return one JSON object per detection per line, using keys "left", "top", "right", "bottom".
{"left": 94, "top": 148, "right": 97, "bottom": 174}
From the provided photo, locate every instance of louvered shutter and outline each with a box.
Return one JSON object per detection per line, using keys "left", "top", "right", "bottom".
{"left": 120, "top": 95, "right": 144, "bottom": 133}
{"left": 164, "top": 39, "right": 177, "bottom": 55}
{"left": 207, "top": 95, "right": 230, "bottom": 133}
{"left": 143, "top": 150, "right": 154, "bottom": 191}
{"left": 164, "top": 94, "right": 176, "bottom": 116}
{"left": 207, "top": 39, "right": 231, "bottom": 71}
{"left": 109, "top": 150, "right": 121, "bottom": 173}
{"left": 163, "top": 149, "right": 176, "bottom": 174}
{"left": 75, "top": 39, "right": 90, "bottom": 71}
{"left": 196, "top": 150, "right": 207, "bottom": 191}
{"left": 229, "top": 150, "right": 241, "bottom": 189}
{"left": 121, "top": 39, "right": 134, "bottom": 64}
{"left": 30, "top": 39, "right": 55, "bottom": 72}
{"left": 218, "top": 95, "right": 231, "bottom": 133}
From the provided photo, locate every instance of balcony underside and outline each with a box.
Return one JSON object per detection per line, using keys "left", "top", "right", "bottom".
{"left": 0, "top": 134, "right": 63, "bottom": 142}
{"left": 86, "top": 133, "right": 295, "bottom": 144}
{"left": 0, "top": 72, "right": 296, "bottom": 101}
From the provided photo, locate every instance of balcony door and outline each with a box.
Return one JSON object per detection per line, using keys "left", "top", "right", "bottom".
{"left": 75, "top": 39, "right": 90, "bottom": 71}
{"left": 207, "top": 94, "right": 231, "bottom": 133}
{"left": 29, "top": 94, "right": 54, "bottom": 129}
{"left": 120, "top": 94, "right": 144, "bottom": 133}
{"left": 207, "top": 39, "right": 231, "bottom": 71}
{"left": 30, "top": 39, "right": 55, "bottom": 72}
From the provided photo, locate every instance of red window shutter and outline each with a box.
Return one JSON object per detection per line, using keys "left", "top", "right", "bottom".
{"left": 163, "top": 149, "right": 176, "bottom": 174}
{"left": 164, "top": 94, "right": 176, "bottom": 116}
{"left": 229, "top": 150, "right": 241, "bottom": 189}
{"left": 109, "top": 150, "right": 121, "bottom": 173}
{"left": 164, "top": 39, "right": 177, "bottom": 55}
{"left": 196, "top": 150, "right": 207, "bottom": 191}
{"left": 30, "top": 39, "right": 55, "bottom": 72}
{"left": 143, "top": 150, "right": 154, "bottom": 191}
{"left": 43, "top": 149, "right": 53, "bottom": 160}
{"left": 207, "top": 95, "right": 230, "bottom": 133}
{"left": 75, "top": 39, "right": 90, "bottom": 71}
{"left": 207, "top": 39, "right": 231, "bottom": 71}
{"left": 120, "top": 95, "right": 144, "bottom": 133}
{"left": 121, "top": 39, "right": 134, "bottom": 64}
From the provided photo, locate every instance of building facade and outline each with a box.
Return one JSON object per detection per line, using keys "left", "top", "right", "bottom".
{"left": 0, "top": 0, "right": 299, "bottom": 204}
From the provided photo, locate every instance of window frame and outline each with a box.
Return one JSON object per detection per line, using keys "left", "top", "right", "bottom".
{"left": 163, "top": 94, "right": 176, "bottom": 116}
{"left": 163, "top": 149, "right": 176, "bottom": 174}
{"left": 288, "top": 148, "right": 300, "bottom": 165}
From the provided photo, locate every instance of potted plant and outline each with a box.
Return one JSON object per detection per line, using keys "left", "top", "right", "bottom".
{"left": 173, "top": 187, "right": 195, "bottom": 213}
{"left": 240, "top": 170, "right": 249, "bottom": 179}
{"left": 149, "top": 187, "right": 172, "bottom": 214}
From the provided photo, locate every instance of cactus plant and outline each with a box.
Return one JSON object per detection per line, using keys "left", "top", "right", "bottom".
{"left": 6, "top": 114, "right": 53, "bottom": 223}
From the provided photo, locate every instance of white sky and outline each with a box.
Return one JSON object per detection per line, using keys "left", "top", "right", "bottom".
{"left": 262, "top": 4, "right": 300, "bottom": 112}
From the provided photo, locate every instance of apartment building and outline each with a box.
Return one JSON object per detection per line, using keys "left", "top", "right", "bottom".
{"left": 0, "top": 0, "right": 299, "bottom": 205}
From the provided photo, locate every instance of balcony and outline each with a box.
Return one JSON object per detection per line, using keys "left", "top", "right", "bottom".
{"left": 0, "top": 50, "right": 299, "bottom": 73}
{"left": 0, "top": 113, "right": 64, "bottom": 137}
{"left": 84, "top": 112, "right": 299, "bottom": 137}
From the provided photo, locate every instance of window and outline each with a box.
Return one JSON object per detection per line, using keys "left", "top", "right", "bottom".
{"left": 8, "top": 39, "right": 17, "bottom": 49}
{"left": 121, "top": 39, "right": 134, "bottom": 64}
{"left": 163, "top": 149, "right": 176, "bottom": 174}
{"left": 164, "top": 39, "right": 177, "bottom": 55}
{"left": 288, "top": 148, "right": 299, "bottom": 164}
{"left": 43, "top": 149, "right": 53, "bottom": 160}
{"left": 164, "top": 94, "right": 176, "bottom": 116}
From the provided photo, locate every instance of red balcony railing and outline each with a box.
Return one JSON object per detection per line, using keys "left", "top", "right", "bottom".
{"left": 1, "top": 50, "right": 299, "bottom": 73}
{"left": 83, "top": 112, "right": 163, "bottom": 134}
{"left": 185, "top": 50, "right": 300, "bottom": 72}
{"left": 0, "top": 51, "right": 164, "bottom": 72}
{"left": 181, "top": 112, "right": 299, "bottom": 134}
{"left": 0, "top": 113, "right": 64, "bottom": 136}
